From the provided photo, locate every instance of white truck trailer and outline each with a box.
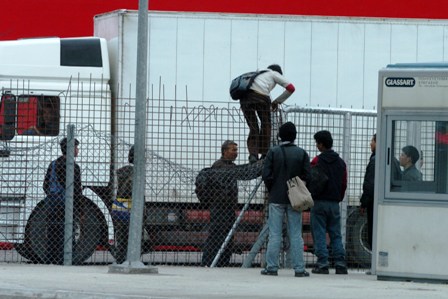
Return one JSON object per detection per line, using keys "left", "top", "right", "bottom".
{"left": 95, "top": 10, "right": 448, "bottom": 111}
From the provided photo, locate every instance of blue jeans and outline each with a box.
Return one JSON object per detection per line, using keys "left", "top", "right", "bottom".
{"left": 265, "top": 203, "right": 305, "bottom": 273}
{"left": 311, "top": 200, "right": 346, "bottom": 268}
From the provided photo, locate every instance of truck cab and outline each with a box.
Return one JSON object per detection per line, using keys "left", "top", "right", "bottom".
{"left": 0, "top": 37, "right": 113, "bottom": 263}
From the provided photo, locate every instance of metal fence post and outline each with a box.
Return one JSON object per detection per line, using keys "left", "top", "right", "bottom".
{"left": 108, "top": 0, "right": 158, "bottom": 274}
{"left": 63, "top": 124, "right": 75, "bottom": 265}
{"left": 341, "top": 113, "right": 352, "bottom": 245}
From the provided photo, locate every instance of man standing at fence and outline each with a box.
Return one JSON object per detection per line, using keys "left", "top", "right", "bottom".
{"left": 201, "top": 140, "right": 262, "bottom": 267}
{"left": 310, "top": 130, "right": 348, "bottom": 275}
{"left": 43, "top": 137, "right": 82, "bottom": 264}
{"left": 111, "top": 145, "right": 134, "bottom": 264}
{"left": 240, "top": 64, "right": 295, "bottom": 164}
{"left": 261, "top": 122, "right": 310, "bottom": 277}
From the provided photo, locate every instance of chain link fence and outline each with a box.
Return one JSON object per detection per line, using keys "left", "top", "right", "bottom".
{"left": 0, "top": 79, "right": 377, "bottom": 268}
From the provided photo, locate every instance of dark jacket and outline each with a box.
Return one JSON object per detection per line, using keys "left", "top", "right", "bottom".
{"left": 311, "top": 150, "right": 347, "bottom": 202}
{"left": 262, "top": 142, "right": 311, "bottom": 205}
{"left": 43, "top": 155, "right": 83, "bottom": 199}
{"left": 116, "top": 165, "right": 133, "bottom": 199}
{"left": 211, "top": 158, "right": 262, "bottom": 206}
{"left": 360, "top": 152, "right": 375, "bottom": 208}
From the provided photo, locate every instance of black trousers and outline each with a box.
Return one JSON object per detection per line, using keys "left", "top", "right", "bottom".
{"left": 201, "top": 206, "right": 235, "bottom": 267}
{"left": 240, "top": 93, "right": 271, "bottom": 157}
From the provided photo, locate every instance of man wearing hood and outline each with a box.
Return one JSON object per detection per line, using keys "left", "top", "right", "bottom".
{"left": 310, "top": 130, "right": 348, "bottom": 275}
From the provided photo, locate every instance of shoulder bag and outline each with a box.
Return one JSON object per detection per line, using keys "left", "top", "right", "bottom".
{"left": 280, "top": 146, "right": 314, "bottom": 211}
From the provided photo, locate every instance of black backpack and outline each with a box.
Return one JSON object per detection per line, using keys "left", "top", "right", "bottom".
{"left": 229, "top": 70, "right": 267, "bottom": 100}
{"left": 194, "top": 167, "right": 215, "bottom": 205}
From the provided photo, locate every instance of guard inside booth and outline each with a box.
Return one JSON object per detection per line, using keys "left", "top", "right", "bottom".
{"left": 374, "top": 63, "right": 448, "bottom": 283}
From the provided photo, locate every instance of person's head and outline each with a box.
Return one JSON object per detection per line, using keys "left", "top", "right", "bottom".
{"left": 41, "top": 97, "right": 59, "bottom": 124}
{"left": 278, "top": 122, "right": 297, "bottom": 142}
{"left": 370, "top": 133, "right": 376, "bottom": 153}
{"left": 400, "top": 145, "right": 420, "bottom": 168}
{"left": 128, "top": 145, "right": 134, "bottom": 164}
{"left": 60, "top": 137, "right": 80, "bottom": 157}
{"left": 267, "top": 64, "right": 283, "bottom": 75}
{"left": 221, "top": 140, "right": 238, "bottom": 161}
{"left": 314, "top": 130, "right": 333, "bottom": 151}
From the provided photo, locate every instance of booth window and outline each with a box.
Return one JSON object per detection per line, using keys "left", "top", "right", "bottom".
{"left": 389, "top": 120, "right": 448, "bottom": 194}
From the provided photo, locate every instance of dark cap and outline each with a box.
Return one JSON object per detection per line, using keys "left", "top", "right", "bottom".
{"left": 279, "top": 122, "right": 297, "bottom": 142}
{"left": 60, "top": 137, "right": 79, "bottom": 155}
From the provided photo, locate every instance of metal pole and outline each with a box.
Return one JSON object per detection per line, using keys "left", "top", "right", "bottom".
{"left": 341, "top": 113, "right": 352, "bottom": 245}
{"left": 63, "top": 124, "right": 75, "bottom": 265}
{"left": 109, "top": 0, "right": 157, "bottom": 274}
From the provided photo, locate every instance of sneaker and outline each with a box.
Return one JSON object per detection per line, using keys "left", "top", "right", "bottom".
{"left": 260, "top": 269, "right": 278, "bottom": 276}
{"left": 335, "top": 266, "right": 348, "bottom": 275}
{"left": 311, "top": 267, "right": 329, "bottom": 274}
{"left": 294, "top": 271, "right": 310, "bottom": 277}
{"left": 249, "top": 155, "right": 258, "bottom": 164}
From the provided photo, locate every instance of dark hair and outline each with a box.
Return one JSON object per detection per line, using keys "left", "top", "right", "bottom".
{"left": 128, "top": 145, "right": 134, "bottom": 164}
{"left": 402, "top": 145, "right": 420, "bottom": 164}
{"left": 267, "top": 64, "right": 283, "bottom": 75}
{"left": 314, "top": 130, "right": 333, "bottom": 149}
{"left": 373, "top": 133, "right": 376, "bottom": 142}
{"left": 60, "top": 137, "right": 79, "bottom": 155}
{"left": 221, "top": 140, "right": 237, "bottom": 155}
{"left": 279, "top": 122, "right": 297, "bottom": 142}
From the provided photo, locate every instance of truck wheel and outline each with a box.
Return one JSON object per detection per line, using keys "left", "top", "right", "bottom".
{"left": 27, "top": 197, "right": 107, "bottom": 265}
{"left": 14, "top": 201, "right": 45, "bottom": 263}
{"left": 346, "top": 208, "right": 371, "bottom": 268}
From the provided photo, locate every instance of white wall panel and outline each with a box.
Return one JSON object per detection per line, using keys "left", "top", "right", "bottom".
{"left": 390, "top": 24, "right": 418, "bottom": 63}
{"left": 203, "top": 19, "right": 231, "bottom": 102}
{"left": 176, "top": 19, "right": 204, "bottom": 101}
{"left": 229, "top": 19, "right": 259, "bottom": 80}
{"left": 284, "top": 21, "right": 312, "bottom": 107}
{"left": 148, "top": 17, "right": 178, "bottom": 100}
{"left": 417, "top": 25, "right": 444, "bottom": 62}
{"left": 364, "top": 23, "right": 391, "bottom": 109}
{"left": 310, "top": 22, "right": 338, "bottom": 107}
{"left": 337, "top": 22, "right": 365, "bottom": 108}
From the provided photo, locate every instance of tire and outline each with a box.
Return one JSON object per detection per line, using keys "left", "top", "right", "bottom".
{"left": 27, "top": 197, "right": 107, "bottom": 265}
{"left": 346, "top": 208, "right": 371, "bottom": 268}
{"left": 14, "top": 201, "right": 45, "bottom": 263}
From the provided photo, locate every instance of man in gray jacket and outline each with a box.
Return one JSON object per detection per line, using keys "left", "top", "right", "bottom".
{"left": 261, "top": 122, "right": 310, "bottom": 277}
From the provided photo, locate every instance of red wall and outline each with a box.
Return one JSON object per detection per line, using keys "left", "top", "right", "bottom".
{"left": 1, "top": 0, "right": 448, "bottom": 41}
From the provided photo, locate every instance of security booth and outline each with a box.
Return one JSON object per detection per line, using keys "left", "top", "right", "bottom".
{"left": 374, "top": 63, "right": 448, "bottom": 282}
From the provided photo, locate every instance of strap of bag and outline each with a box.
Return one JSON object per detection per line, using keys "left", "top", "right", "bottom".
{"left": 280, "top": 144, "right": 303, "bottom": 180}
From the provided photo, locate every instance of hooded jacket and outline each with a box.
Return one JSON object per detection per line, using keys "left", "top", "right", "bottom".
{"left": 311, "top": 149, "right": 347, "bottom": 202}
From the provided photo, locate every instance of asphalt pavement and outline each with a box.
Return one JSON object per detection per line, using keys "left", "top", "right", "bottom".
{"left": 0, "top": 263, "right": 447, "bottom": 299}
